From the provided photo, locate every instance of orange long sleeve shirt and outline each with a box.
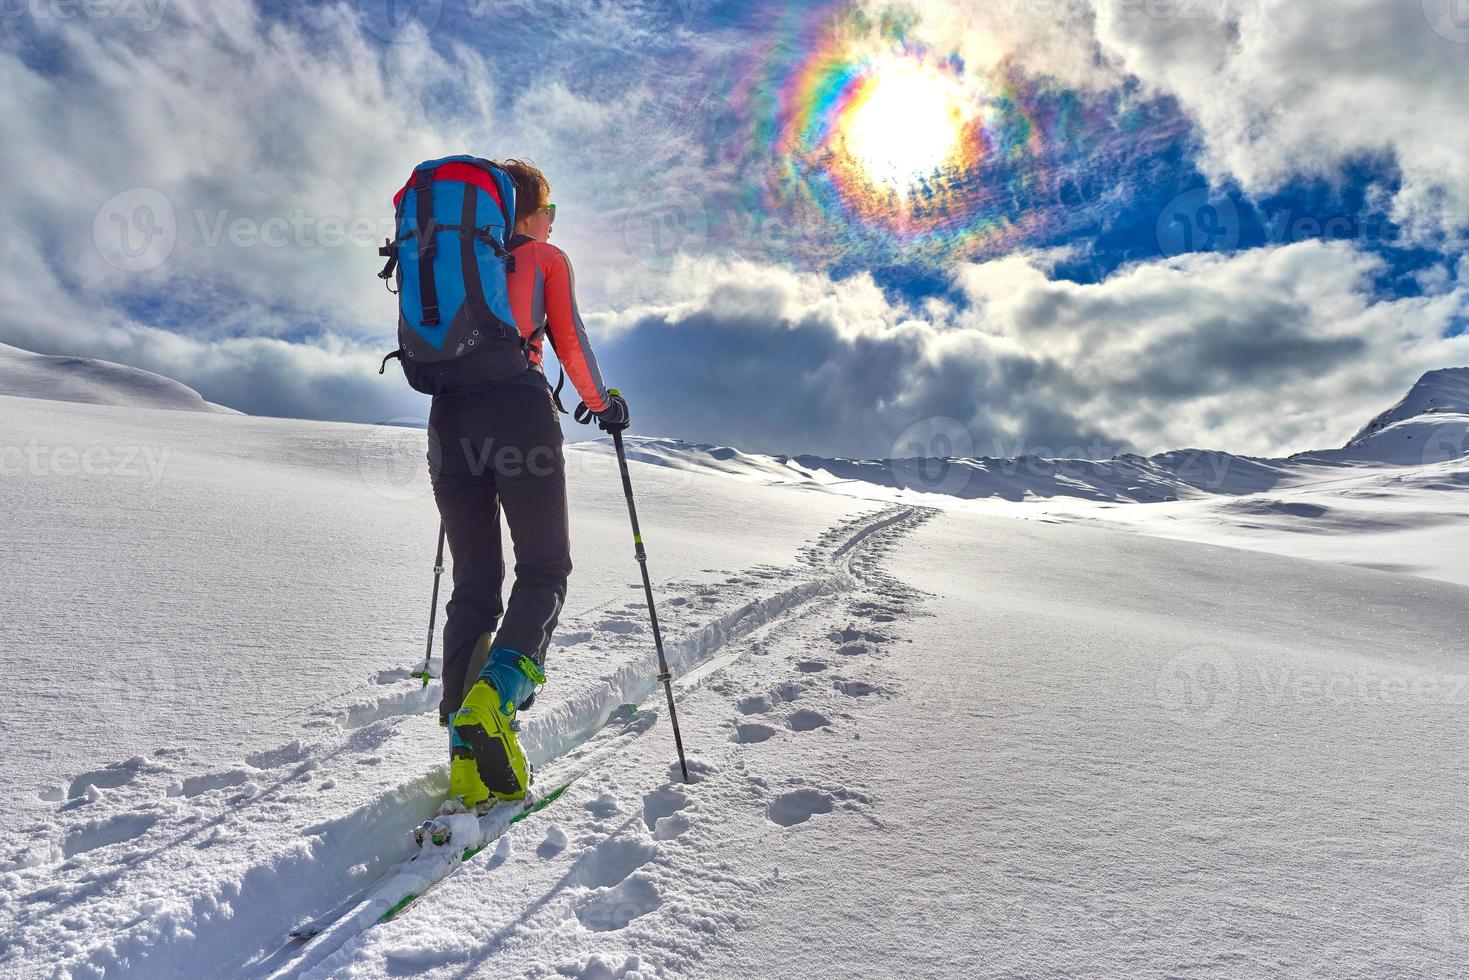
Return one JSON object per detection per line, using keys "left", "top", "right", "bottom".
{"left": 507, "top": 237, "right": 611, "bottom": 414}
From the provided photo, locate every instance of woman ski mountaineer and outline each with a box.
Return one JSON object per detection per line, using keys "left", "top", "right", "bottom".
{"left": 430, "top": 159, "right": 629, "bottom": 808}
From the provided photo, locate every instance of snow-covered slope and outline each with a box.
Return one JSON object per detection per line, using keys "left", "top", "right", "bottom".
{"left": 1348, "top": 366, "right": 1469, "bottom": 446}
{"left": 597, "top": 370, "right": 1469, "bottom": 586}
{"left": 0, "top": 342, "right": 238, "bottom": 414}
{"left": 2, "top": 366, "right": 1467, "bottom": 978}
{"left": 610, "top": 369, "right": 1469, "bottom": 501}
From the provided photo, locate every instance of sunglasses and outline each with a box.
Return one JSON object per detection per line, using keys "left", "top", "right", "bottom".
{"left": 539, "top": 203, "right": 557, "bottom": 221}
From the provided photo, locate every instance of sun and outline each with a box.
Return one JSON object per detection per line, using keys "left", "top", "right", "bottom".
{"left": 839, "top": 54, "right": 982, "bottom": 198}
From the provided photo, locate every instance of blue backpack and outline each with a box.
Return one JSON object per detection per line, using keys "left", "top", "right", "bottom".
{"left": 377, "top": 155, "right": 528, "bottom": 395}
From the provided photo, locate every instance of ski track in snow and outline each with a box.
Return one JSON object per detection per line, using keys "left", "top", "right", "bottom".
{"left": 0, "top": 503, "right": 931, "bottom": 979}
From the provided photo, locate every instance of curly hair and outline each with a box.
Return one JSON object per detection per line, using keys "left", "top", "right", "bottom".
{"left": 497, "top": 159, "right": 551, "bottom": 224}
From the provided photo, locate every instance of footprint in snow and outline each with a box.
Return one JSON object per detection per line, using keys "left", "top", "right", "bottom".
{"left": 795, "top": 660, "right": 828, "bottom": 673}
{"left": 732, "top": 722, "right": 777, "bottom": 745}
{"left": 737, "top": 695, "right": 773, "bottom": 716}
{"left": 370, "top": 667, "right": 414, "bottom": 685}
{"left": 569, "top": 837, "right": 657, "bottom": 890}
{"left": 244, "top": 741, "right": 307, "bottom": 770}
{"left": 574, "top": 875, "right": 662, "bottom": 932}
{"left": 63, "top": 812, "right": 157, "bottom": 858}
{"left": 767, "top": 789, "right": 835, "bottom": 828}
{"left": 174, "top": 769, "right": 252, "bottom": 799}
{"left": 834, "top": 679, "right": 884, "bottom": 698}
{"left": 65, "top": 756, "right": 151, "bottom": 801}
{"left": 596, "top": 618, "right": 642, "bottom": 635}
{"left": 737, "top": 683, "right": 803, "bottom": 716}
{"left": 651, "top": 813, "right": 690, "bottom": 841}
{"left": 786, "top": 709, "right": 831, "bottom": 733}
{"left": 641, "top": 786, "right": 689, "bottom": 832}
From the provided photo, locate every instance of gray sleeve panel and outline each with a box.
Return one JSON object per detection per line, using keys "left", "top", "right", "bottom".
{"left": 560, "top": 251, "right": 610, "bottom": 401}
{"left": 531, "top": 264, "right": 547, "bottom": 330}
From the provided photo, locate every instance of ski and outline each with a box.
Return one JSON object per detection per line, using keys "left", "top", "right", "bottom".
{"left": 283, "top": 703, "right": 649, "bottom": 951}
{"left": 377, "top": 777, "right": 577, "bottom": 925}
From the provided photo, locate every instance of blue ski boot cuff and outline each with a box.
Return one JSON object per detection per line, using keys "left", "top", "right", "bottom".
{"left": 479, "top": 647, "right": 547, "bottom": 716}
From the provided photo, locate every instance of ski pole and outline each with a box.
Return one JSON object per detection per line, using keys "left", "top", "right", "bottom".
{"left": 414, "top": 522, "right": 447, "bottom": 687}
{"left": 611, "top": 428, "right": 691, "bottom": 784}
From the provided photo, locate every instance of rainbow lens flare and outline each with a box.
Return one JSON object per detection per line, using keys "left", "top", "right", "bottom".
{"left": 727, "top": 2, "right": 1169, "bottom": 270}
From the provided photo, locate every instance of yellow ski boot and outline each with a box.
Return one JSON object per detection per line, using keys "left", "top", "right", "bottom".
{"left": 452, "top": 647, "right": 546, "bottom": 802}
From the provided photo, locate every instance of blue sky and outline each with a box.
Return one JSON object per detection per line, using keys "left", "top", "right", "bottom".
{"left": 1, "top": 0, "right": 1466, "bottom": 458}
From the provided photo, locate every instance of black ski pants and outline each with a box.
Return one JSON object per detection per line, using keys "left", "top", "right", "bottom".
{"left": 428, "top": 383, "right": 570, "bottom": 723}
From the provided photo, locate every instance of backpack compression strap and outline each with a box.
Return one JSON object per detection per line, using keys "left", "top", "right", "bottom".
{"left": 413, "top": 168, "right": 441, "bottom": 327}
{"left": 377, "top": 175, "right": 514, "bottom": 298}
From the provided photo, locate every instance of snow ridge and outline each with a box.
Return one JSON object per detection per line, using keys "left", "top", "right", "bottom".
{"left": 0, "top": 342, "right": 237, "bottom": 414}
{"left": 1347, "top": 366, "right": 1469, "bottom": 446}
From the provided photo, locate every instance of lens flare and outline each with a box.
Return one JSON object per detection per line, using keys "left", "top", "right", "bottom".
{"left": 839, "top": 53, "right": 982, "bottom": 199}
{"left": 721, "top": 1, "right": 1178, "bottom": 272}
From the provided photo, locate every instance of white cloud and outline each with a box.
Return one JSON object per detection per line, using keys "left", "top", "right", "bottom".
{"left": 1095, "top": 0, "right": 1469, "bottom": 243}
{"left": 602, "top": 240, "right": 1469, "bottom": 458}
{"left": 0, "top": 0, "right": 682, "bottom": 420}
{"left": 892, "top": 0, "right": 1469, "bottom": 245}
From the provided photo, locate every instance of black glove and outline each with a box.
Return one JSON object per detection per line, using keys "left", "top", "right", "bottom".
{"left": 575, "top": 389, "right": 630, "bottom": 433}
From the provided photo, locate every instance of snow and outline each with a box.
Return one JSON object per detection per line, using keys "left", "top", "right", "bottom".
{"left": 1349, "top": 366, "right": 1469, "bottom": 445}
{"left": 0, "top": 342, "right": 238, "bottom": 415}
{"left": 1, "top": 361, "right": 1467, "bottom": 978}
{"left": 595, "top": 368, "right": 1469, "bottom": 588}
